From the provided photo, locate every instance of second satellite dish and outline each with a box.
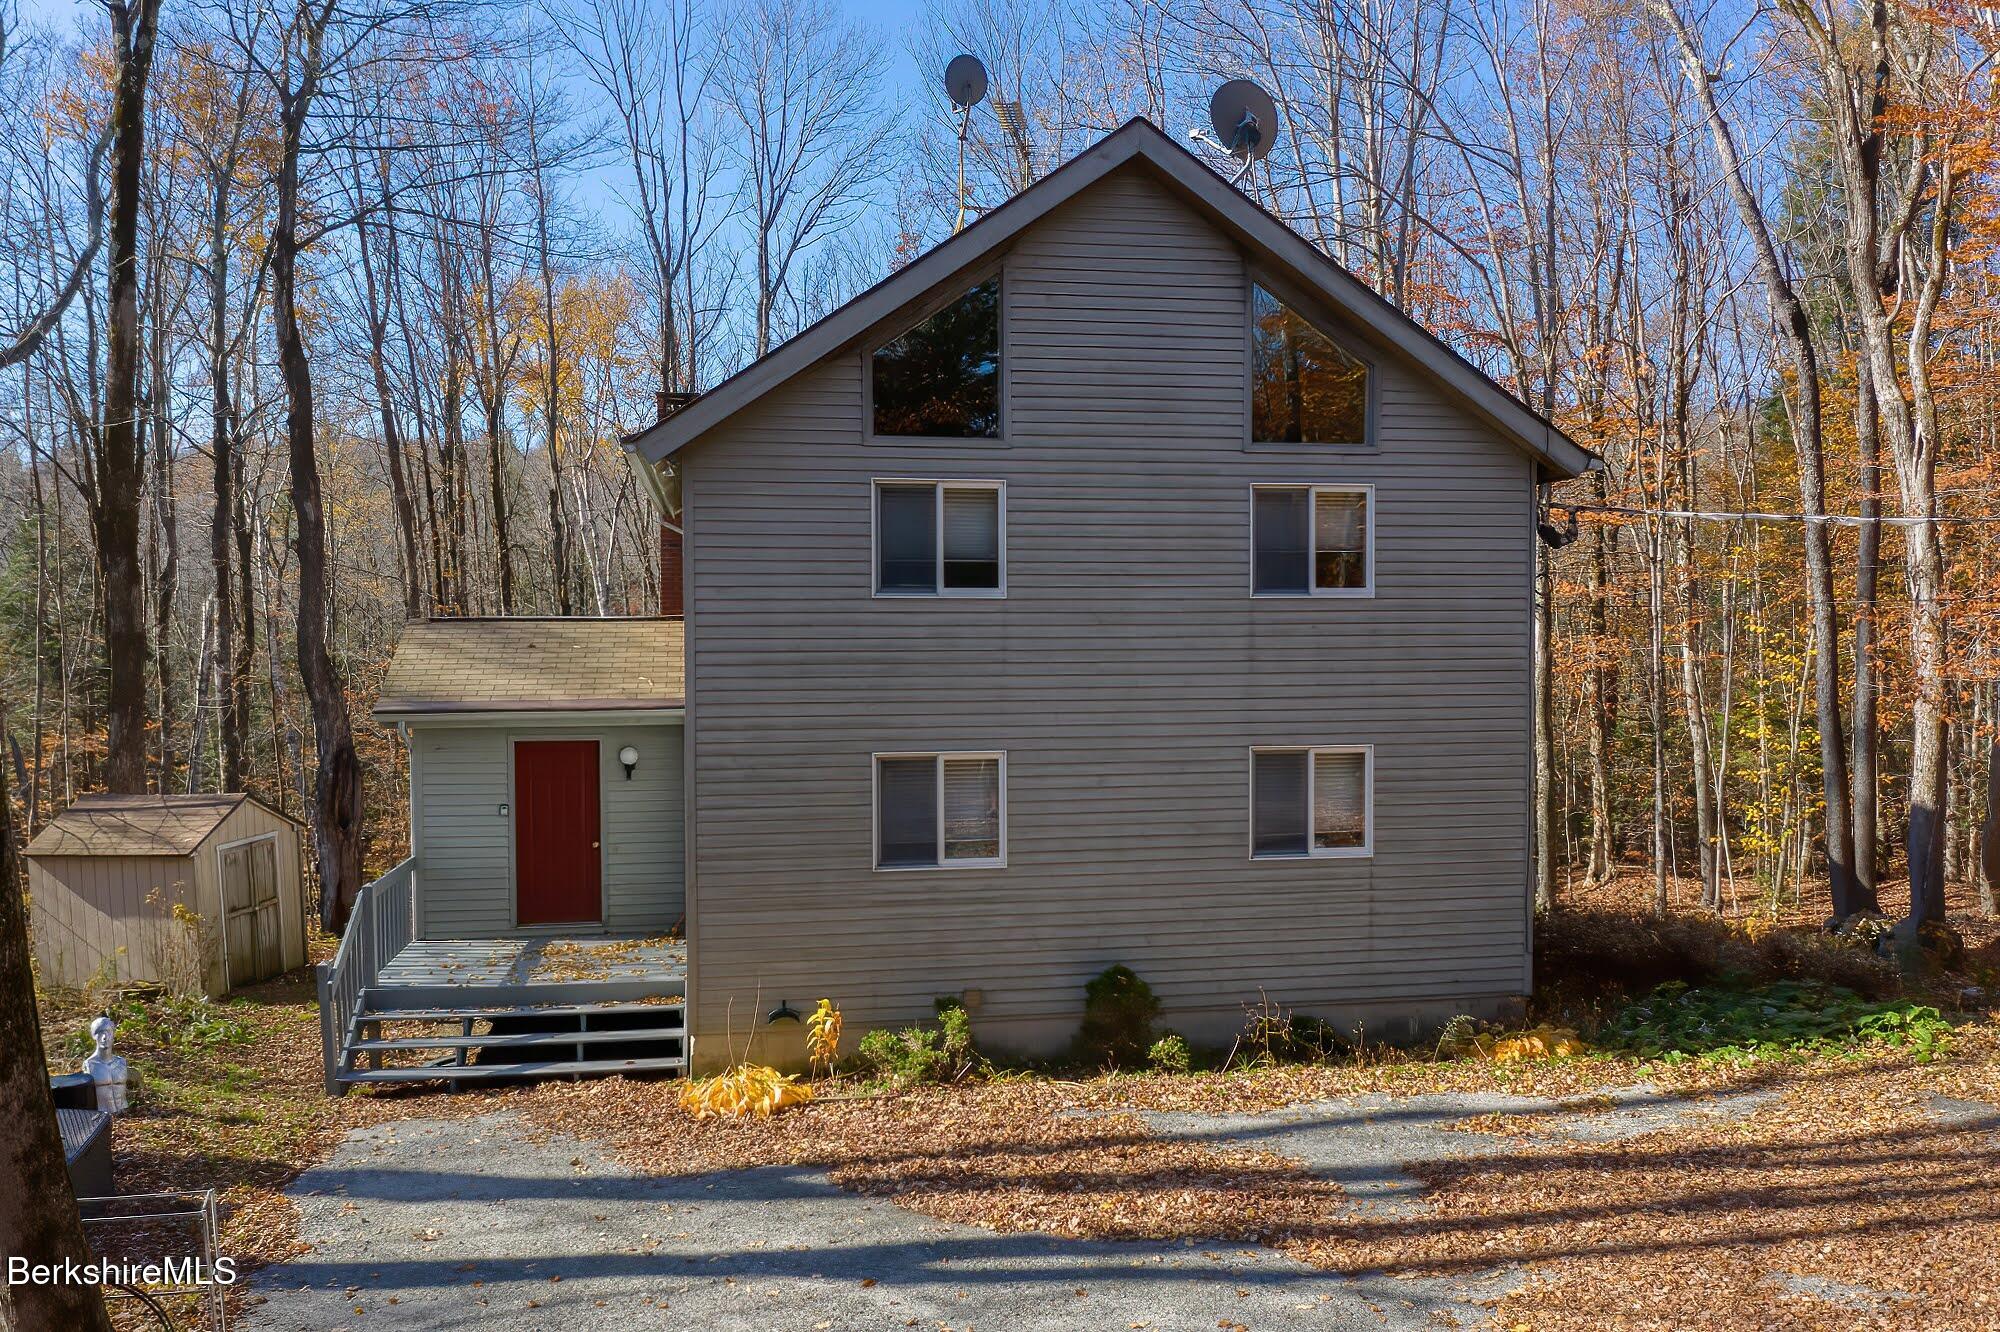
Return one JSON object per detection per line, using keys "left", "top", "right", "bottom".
{"left": 1209, "top": 79, "right": 1277, "bottom": 162}
{"left": 946, "top": 54, "right": 988, "bottom": 109}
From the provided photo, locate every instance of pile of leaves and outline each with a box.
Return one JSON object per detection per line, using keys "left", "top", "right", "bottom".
{"left": 677, "top": 1064, "right": 814, "bottom": 1118}
{"left": 1601, "top": 980, "right": 1954, "bottom": 1062}
{"left": 1441, "top": 1021, "right": 1587, "bottom": 1062}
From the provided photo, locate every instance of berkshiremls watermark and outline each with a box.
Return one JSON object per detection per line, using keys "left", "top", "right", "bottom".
{"left": 7, "top": 1254, "right": 239, "bottom": 1288}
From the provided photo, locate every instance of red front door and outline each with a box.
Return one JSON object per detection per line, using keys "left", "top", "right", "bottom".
{"left": 514, "top": 740, "right": 602, "bottom": 926}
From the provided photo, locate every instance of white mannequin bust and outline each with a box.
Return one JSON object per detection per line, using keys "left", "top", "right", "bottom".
{"left": 82, "top": 1015, "right": 129, "bottom": 1113}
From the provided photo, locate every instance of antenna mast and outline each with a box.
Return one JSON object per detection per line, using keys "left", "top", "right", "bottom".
{"left": 944, "top": 54, "right": 989, "bottom": 234}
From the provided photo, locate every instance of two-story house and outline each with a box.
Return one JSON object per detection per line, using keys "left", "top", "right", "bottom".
{"left": 322, "top": 118, "right": 1595, "bottom": 1090}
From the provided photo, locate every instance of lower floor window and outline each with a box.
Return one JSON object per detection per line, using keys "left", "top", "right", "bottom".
{"left": 1251, "top": 746, "right": 1371, "bottom": 857}
{"left": 876, "top": 752, "right": 1005, "bottom": 868}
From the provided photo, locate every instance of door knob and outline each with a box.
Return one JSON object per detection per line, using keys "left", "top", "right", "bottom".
{"left": 592, "top": 841, "right": 601, "bottom": 849}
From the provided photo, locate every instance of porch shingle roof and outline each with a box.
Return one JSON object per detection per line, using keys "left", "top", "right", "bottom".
{"left": 374, "top": 618, "right": 684, "bottom": 718}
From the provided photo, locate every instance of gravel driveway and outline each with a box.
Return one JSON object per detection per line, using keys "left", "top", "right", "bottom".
{"left": 239, "top": 1110, "right": 1515, "bottom": 1331}
{"left": 238, "top": 1083, "right": 1796, "bottom": 1331}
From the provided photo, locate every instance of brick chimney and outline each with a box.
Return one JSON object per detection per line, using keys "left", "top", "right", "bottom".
{"left": 659, "top": 523, "right": 683, "bottom": 617}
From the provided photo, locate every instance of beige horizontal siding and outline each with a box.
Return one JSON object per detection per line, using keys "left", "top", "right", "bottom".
{"left": 682, "top": 167, "right": 1532, "bottom": 1069}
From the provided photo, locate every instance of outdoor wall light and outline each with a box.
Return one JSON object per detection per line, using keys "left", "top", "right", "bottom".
{"left": 618, "top": 745, "right": 640, "bottom": 780}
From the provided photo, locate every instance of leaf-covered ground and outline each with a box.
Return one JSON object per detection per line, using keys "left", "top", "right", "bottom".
{"left": 36, "top": 894, "right": 2000, "bottom": 1330}
{"left": 498, "top": 1030, "right": 2000, "bottom": 1330}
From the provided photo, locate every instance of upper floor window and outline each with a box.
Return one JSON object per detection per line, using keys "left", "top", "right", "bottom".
{"left": 1250, "top": 283, "right": 1368, "bottom": 445}
{"left": 876, "top": 752, "right": 1006, "bottom": 869}
{"left": 876, "top": 480, "right": 1004, "bottom": 596}
{"left": 1251, "top": 746, "right": 1371, "bottom": 858}
{"left": 1252, "top": 484, "right": 1372, "bottom": 596}
{"left": 873, "top": 278, "right": 1001, "bottom": 438}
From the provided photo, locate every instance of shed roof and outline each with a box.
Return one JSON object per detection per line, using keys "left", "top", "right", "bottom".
{"left": 25, "top": 793, "right": 290, "bottom": 858}
{"left": 624, "top": 117, "right": 1599, "bottom": 480}
{"left": 373, "top": 617, "right": 685, "bottom": 719}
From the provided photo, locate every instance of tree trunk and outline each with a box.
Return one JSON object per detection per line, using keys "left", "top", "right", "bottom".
{"left": 1584, "top": 468, "right": 1616, "bottom": 885}
{"left": 1534, "top": 491, "right": 1558, "bottom": 910}
{"left": 96, "top": 0, "right": 164, "bottom": 794}
{"left": 273, "top": 67, "right": 365, "bottom": 932}
{"left": 0, "top": 751, "right": 115, "bottom": 1332}
{"left": 1850, "top": 370, "right": 1881, "bottom": 908}
{"left": 353, "top": 161, "right": 422, "bottom": 620}
{"left": 148, "top": 312, "right": 176, "bottom": 791}
{"left": 1980, "top": 737, "right": 2000, "bottom": 918}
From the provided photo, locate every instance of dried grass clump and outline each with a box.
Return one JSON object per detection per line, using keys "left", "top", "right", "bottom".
{"left": 1535, "top": 909, "right": 1900, "bottom": 1020}
{"left": 677, "top": 1064, "right": 813, "bottom": 1119}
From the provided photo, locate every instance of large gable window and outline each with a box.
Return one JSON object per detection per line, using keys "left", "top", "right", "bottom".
{"left": 872, "top": 278, "right": 1001, "bottom": 438}
{"left": 1250, "top": 283, "right": 1368, "bottom": 445}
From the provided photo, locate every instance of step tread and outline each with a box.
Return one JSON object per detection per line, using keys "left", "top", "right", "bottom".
{"left": 338, "top": 1056, "right": 687, "bottom": 1084}
{"left": 358, "top": 1001, "right": 686, "bottom": 1022}
{"left": 351, "top": 1028, "right": 686, "bottom": 1052}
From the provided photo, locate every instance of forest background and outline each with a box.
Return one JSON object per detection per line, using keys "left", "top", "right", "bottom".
{"left": 1, "top": 0, "right": 1996, "bottom": 935}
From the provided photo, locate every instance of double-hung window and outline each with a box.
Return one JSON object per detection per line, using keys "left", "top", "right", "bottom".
{"left": 1252, "top": 484, "right": 1371, "bottom": 596}
{"left": 875, "top": 480, "right": 1004, "bottom": 595}
{"left": 1250, "top": 746, "right": 1371, "bottom": 858}
{"left": 875, "top": 752, "right": 1006, "bottom": 869}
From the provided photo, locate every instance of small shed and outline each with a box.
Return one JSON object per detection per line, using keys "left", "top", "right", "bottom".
{"left": 25, "top": 794, "right": 307, "bottom": 996}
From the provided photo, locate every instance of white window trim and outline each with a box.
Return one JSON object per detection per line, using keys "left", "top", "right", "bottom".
{"left": 872, "top": 750, "right": 1009, "bottom": 870}
{"left": 1247, "top": 744, "right": 1374, "bottom": 860}
{"left": 871, "top": 479, "right": 1008, "bottom": 599}
{"left": 1249, "top": 483, "right": 1375, "bottom": 599}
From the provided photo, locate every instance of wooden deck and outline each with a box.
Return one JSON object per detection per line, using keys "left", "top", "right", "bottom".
{"left": 376, "top": 935, "right": 686, "bottom": 989}
{"left": 329, "top": 933, "right": 688, "bottom": 1091}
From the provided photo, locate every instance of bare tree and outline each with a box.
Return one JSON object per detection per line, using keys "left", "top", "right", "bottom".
{"left": 95, "top": 0, "right": 165, "bottom": 793}
{"left": 719, "top": 0, "right": 889, "bottom": 356}
{"left": 555, "top": 0, "right": 727, "bottom": 394}
{"left": 1656, "top": 0, "right": 1864, "bottom": 919}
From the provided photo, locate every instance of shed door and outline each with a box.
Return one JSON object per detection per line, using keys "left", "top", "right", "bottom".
{"left": 222, "top": 837, "right": 282, "bottom": 986}
{"left": 514, "top": 740, "right": 603, "bottom": 926}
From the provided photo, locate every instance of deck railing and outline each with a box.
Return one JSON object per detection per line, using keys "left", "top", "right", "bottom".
{"left": 316, "top": 858, "right": 415, "bottom": 1095}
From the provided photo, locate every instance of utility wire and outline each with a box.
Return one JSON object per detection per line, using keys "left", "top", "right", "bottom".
{"left": 1550, "top": 502, "right": 2000, "bottom": 527}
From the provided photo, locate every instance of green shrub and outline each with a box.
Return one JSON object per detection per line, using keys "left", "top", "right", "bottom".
{"left": 1146, "top": 1033, "right": 1191, "bottom": 1074}
{"left": 1077, "top": 966, "right": 1160, "bottom": 1067}
{"left": 854, "top": 1004, "right": 981, "bottom": 1085}
{"left": 1601, "top": 980, "right": 1953, "bottom": 1063}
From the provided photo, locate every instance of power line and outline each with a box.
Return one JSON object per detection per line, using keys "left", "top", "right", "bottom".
{"left": 1550, "top": 503, "right": 2000, "bottom": 528}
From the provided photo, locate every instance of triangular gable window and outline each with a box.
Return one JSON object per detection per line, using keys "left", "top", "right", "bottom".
{"left": 1250, "top": 284, "right": 1368, "bottom": 445}
{"left": 872, "top": 278, "right": 1000, "bottom": 438}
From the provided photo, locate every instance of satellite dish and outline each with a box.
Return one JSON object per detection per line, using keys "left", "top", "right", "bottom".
{"left": 945, "top": 54, "right": 988, "bottom": 109}
{"left": 1209, "top": 79, "right": 1277, "bottom": 163}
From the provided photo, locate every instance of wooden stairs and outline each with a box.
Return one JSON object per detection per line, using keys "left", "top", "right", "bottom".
{"left": 332, "top": 981, "right": 687, "bottom": 1091}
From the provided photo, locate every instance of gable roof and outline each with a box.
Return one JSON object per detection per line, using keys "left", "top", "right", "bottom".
{"left": 626, "top": 117, "right": 1597, "bottom": 480}
{"left": 373, "top": 617, "right": 685, "bottom": 719}
{"left": 25, "top": 793, "right": 294, "bottom": 858}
